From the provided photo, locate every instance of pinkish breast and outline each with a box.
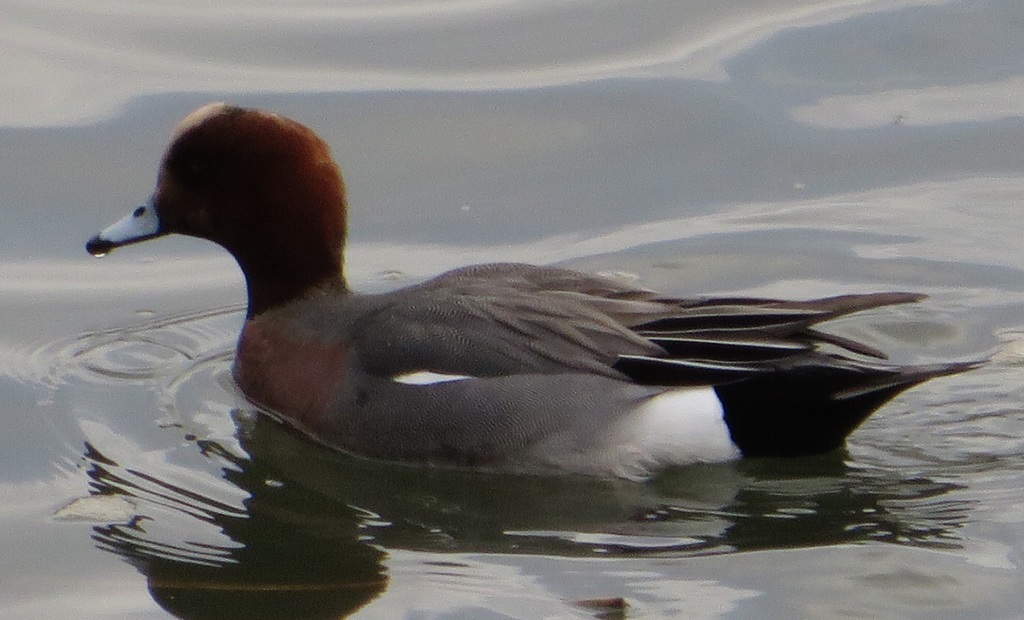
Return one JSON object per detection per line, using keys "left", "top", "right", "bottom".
{"left": 234, "top": 319, "right": 349, "bottom": 434}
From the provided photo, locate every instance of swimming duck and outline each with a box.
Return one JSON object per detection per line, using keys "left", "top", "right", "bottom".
{"left": 87, "top": 103, "right": 974, "bottom": 480}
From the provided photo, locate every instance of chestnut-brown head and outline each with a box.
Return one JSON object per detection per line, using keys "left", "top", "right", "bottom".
{"left": 87, "top": 103, "right": 350, "bottom": 316}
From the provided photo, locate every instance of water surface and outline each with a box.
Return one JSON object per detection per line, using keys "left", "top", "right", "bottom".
{"left": 3, "top": 1, "right": 1024, "bottom": 618}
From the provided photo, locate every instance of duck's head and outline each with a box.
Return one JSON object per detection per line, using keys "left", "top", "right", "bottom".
{"left": 87, "top": 103, "right": 349, "bottom": 316}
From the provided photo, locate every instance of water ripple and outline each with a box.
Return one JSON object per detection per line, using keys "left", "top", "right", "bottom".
{"left": 1, "top": 0, "right": 951, "bottom": 126}
{"left": 23, "top": 305, "right": 245, "bottom": 479}
{"left": 47, "top": 304, "right": 242, "bottom": 387}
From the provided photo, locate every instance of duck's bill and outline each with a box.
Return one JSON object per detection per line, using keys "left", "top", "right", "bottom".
{"left": 86, "top": 201, "right": 165, "bottom": 256}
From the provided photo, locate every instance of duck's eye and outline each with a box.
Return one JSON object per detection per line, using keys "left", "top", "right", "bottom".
{"left": 185, "top": 160, "right": 210, "bottom": 182}
{"left": 168, "top": 151, "right": 216, "bottom": 187}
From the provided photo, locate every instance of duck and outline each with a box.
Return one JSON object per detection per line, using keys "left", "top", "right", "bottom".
{"left": 86, "top": 102, "right": 976, "bottom": 480}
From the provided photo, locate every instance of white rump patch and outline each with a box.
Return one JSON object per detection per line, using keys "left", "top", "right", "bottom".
{"left": 392, "top": 371, "right": 472, "bottom": 385}
{"left": 611, "top": 387, "right": 740, "bottom": 478}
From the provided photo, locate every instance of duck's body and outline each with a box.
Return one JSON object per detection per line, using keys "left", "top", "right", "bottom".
{"left": 87, "top": 103, "right": 974, "bottom": 480}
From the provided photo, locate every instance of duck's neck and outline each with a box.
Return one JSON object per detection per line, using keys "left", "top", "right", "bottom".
{"left": 239, "top": 250, "right": 348, "bottom": 318}
{"left": 230, "top": 165, "right": 350, "bottom": 317}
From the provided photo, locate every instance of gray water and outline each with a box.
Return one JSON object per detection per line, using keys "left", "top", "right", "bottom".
{"left": 3, "top": 1, "right": 1024, "bottom": 617}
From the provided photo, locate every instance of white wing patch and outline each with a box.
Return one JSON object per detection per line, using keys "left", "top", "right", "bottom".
{"left": 392, "top": 371, "right": 472, "bottom": 385}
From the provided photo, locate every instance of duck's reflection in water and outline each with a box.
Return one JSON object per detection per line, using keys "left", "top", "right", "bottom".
{"left": 84, "top": 408, "right": 972, "bottom": 618}
{"left": 85, "top": 433, "right": 387, "bottom": 620}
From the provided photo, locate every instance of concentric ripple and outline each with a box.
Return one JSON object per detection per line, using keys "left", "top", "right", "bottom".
{"left": 54, "top": 304, "right": 244, "bottom": 387}
{"left": 30, "top": 304, "right": 248, "bottom": 473}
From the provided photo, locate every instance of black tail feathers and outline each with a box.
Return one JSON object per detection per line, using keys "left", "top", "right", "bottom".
{"left": 715, "top": 360, "right": 979, "bottom": 457}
